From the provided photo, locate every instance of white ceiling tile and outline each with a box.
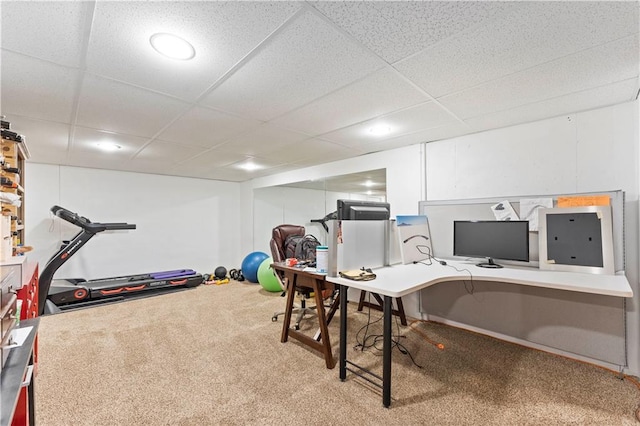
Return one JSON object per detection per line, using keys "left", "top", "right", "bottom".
{"left": 200, "top": 9, "right": 385, "bottom": 121}
{"left": 258, "top": 137, "right": 360, "bottom": 164}
{"left": 321, "top": 102, "right": 460, "bottom": 147}
{"left": 69, "top": 126, "right": 149, "bottom": 166}
{"left": 158, "top": 106, "right": 262, "bottom": 148}
{"left": 170, "top": 151, "right": 285, "bottom": 181}
{"left": 439, "top": 35, "right": 639, "bottom": 120}
{"left": 216, "top": 123, "right": 309, "bottom": 157}
{"left": 396, "top": 1, "right": 639, "bottom": 98}
{"left": 118, "top": 162, "right": 173, "bottom": 177}
{"left": 131, "top": 140, "right": 207, "bottom": 166}
{"left": 2, "top": 115, "right": 70, "bottom": 165}
{"left": 86, "top": 2, "right": 301, "bottom": 101}
{"left": 465, "top": 78, "right": 639, "bottom": 134}
{"left": 76, "top": 75, "right": 190, "bottom": 138}
{"left": 183, "top": 168, "right": 250, "bottom": 182}
{"left": 176, "top": 149, "right": 247, "bottom": 170}
{"left": 272, "top": 68, "right": 430, "bottom": 135}
{"left": 231, "top": 157, "right": 285, "bottom": 170}
{"left": 371, "top": 123, "right": 472, "bottom": 151}
{"left": 309, "top": 1, "right": 517, "bottom": 63}
{"left": 1, "top": 52, "right": 78, "bottom": 123}
{"left": 187, "top": 164, "right": 289, "bottom": 182}
{"left": 1, "top": 1, "right": 91, "bottom": 67}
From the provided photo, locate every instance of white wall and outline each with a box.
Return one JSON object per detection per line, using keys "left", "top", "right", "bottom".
{"left": 425, "top": 100, "right": 639, "bottom": 373}
{"left": 25, "top": 165, "right": 242, "bottom": 279}
{"left": 253, "top": 186, "right": 328, "bottom": 253}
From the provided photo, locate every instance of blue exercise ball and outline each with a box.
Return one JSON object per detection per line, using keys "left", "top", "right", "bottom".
{"left": 241, "top": 251, "right": 269, "bottom": 283}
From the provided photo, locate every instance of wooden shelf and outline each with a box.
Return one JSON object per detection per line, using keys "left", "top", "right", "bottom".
{"left": 1, "top": 123, "right": 29, "bottom": 259}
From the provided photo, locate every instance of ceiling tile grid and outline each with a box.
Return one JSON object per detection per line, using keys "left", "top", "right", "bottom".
{"left": 438, "top": 35, "right": 639, "bottom": 120}
{"left": 122, "top": 140, "right": 208, "bottom": 176}
{"left": 465, "top": 78, "right": 640, "bottom": 134}
{"left": 199, "top": 8, "right": 386, "bottom": 121}
{"left": 155, "top": 106, "right": 263, "bottom": 149}
{"left": 271, "top": 67, "right": 431, "bottom": 136}
{"left": 2, "top": 115, "right": 70, "bottom": 165}
{"left": 309, "top": 1, "right": 518, "bottom": 64}
{"left": 129, "top": 139, "right": 207, "bottom": 166}
{"left": 85, "top": 1, "right": 302, "bottom": 102}
{"left": 215, "top": 123, "right": 310, "bottom": 158}
{"left": 1, "top": 1, "right": 91, "bottom": 68}
{"left": 367, "top": 122, "right": 472, "bottom": 153}
{"left": 66, "top": 126, "right": 150, "bottom": 170}
{"left": 393, "top": 1, "right": 640, "bottom": 99}
{"left": 173, "top": 147, "right": 249, "bottom": 172}
{"left": 320, "top": 101, "right": 461, "bottom": 148}
{"left": 1, "top": 52, "right": 79, "bottom": 123}
{"left": 70, "top": 126, "right": 149, "bottom": 156}
{"left": 258, "top": 136, "right": 362, "bottom": 165}
{"left": 0, "top": 1, "right": 637, "bottom": 182}
{"left": 76, "top": 74, "right": 191, "bottom": 138}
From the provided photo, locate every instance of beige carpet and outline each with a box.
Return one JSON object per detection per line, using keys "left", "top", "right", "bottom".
{"left": 35, "top": 282, "right": 640, "bottom": 425}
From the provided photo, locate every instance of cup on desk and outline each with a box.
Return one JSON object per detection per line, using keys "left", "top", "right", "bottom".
{"left": 316, "top": 246, "right": 328, "bottom": 273}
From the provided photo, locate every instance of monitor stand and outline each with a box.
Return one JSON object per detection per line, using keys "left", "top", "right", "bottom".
{"left": 476, "top": 258, "right": 503, "bottom": 269}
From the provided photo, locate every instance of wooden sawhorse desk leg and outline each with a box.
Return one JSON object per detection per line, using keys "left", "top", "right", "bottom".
{"left": 357, "top": 290, "right": 408, "bottom": 326}
{"left": 314, "top": 291, "right": 340, "bottom": 342}
{"left": 280, "top": 275, "right": 296, "bottom": 344}
{"left": 280, "top": 273, "right": 335, "bottom": 369}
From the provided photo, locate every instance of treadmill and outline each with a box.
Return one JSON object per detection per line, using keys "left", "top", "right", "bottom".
{"left": 38, "top": 206, "right": 204, "bottom": 315}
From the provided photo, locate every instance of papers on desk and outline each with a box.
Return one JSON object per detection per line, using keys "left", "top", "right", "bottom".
{"left": 339, "top": 269, "right": 376, "bottom": 281}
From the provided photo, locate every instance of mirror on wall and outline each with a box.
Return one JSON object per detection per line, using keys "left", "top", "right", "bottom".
{"left": 253, "top": 169, "right": 386, "bottom": 253}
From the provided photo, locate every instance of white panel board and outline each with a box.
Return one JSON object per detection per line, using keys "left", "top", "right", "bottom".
{"left": 427, "top": 115, "right": 577, "bottom": 200}
{"left": 576, "top": 102, "right": 638, "bottom": 194}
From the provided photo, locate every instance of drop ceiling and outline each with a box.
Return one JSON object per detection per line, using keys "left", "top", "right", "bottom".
{"left": 1, "top": 1, "right": 638, "bottom": 182}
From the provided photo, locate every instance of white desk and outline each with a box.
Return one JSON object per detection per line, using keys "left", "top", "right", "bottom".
{"left": 326, "top": 261, "right": 632, "bottom": 408}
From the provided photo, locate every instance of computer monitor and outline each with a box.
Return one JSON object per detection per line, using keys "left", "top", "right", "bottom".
{"left": 453, "top": 220, "right": 530, "bottom": 268}
{"left": 336, "top": 199, "right": 390, "bottom": 221}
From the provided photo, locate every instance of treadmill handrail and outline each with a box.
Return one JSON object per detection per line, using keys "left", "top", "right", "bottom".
{"left": 51, "top": 205, "right": 136, "bottom": 232}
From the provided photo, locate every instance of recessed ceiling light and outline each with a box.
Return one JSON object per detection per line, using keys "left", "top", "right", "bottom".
{"left": 237, "top": 161, "right": 262, "bottom": 171}
{"left": 95, "top": 142, "right": 122, "bottom": 152}
{"left": 368, "top": 124, "right": 392, "bottom": 136}
{"left": 362, "top": 180, "right": 376, "bottom": 187}
{"left": 150, "top": 33, "right": 196, "bottom": 60}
